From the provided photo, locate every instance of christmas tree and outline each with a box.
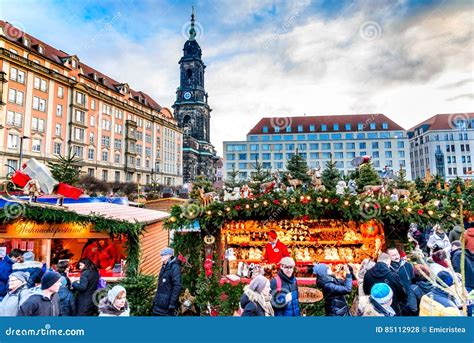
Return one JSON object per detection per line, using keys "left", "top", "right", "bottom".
{"left": 190, "top": 175, "right": 214, "bottom": 200}
{"left": 47, "top": 149, "right": 83, "bottom": 185}
{"left": 224, "top": 166, "right": 241, "bottom": 189}
{"left": 321, "top": 159, "right": 341, "bottom": 191}
{"left": 355, "top": 162, "right": 381, "bottom": 191}
{"left": 249, "top": 160, "right": 271, "bottom": 193}
{"left": 394, "top": 166, "right": 411, "bottom": 189}
{"left": 285, "top": 154, "right": 310, "bottom": 185}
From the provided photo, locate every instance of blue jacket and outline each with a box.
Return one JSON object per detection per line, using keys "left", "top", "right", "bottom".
{"left": 452, "top": 249, "right": 474, "bottom": 290}
{"left": 0, "top": 256, "right": 15, "bottom": 300}
{"left": 270, "top": 270, "right": 300, "bottom": 317}
{"left": 316, "top": 272, "right": 352, "bottom": 316}
{"left": 390, "top": 260, "right": 417, "bottom": 315}
{"left": 12, "top": 261, "right": 44, "bottom": 288}
{"left": 58, "top": 286, "right": 76, "bottom": 316}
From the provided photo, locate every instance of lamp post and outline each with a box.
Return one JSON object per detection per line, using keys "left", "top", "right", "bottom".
{"left": 19, "top": 135, "right": 30, "bottom": 168}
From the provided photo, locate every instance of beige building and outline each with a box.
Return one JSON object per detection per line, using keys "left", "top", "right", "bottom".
{"left": 0, "top": 21, "right": 183, "bottom": 187}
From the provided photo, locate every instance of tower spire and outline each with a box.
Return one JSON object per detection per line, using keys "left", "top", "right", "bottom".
{"left": 189, "top": 6, "right": 196, "bottom": 41}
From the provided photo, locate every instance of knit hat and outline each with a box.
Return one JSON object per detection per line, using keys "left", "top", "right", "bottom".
{"left": 268, "top": 231, "right": 277, "bottom": 240}
{"left": 436, "top": 271, "right": 454, "bottom": 287}
{"left": 10, "top": 271, "right": 29, "bottom": 284}
{"left": 248, "top": 275, "right": 268, "bottom": 294}
{"left": 370, "top": 283, "right": 393, "bottom": 305}
{"left": 160, "top": 247, "right": 174, "bottom": 256}
{"left": 41, "top": 271, "right": 61, "bottom": 290}
{"left": 23, "top": 251, "right": 34, "bottom": 261}
{"left": 313, "top": 263, "right": 328, "bottom": 276}
{"left": 107, "top": 285, "right": 126, "bottom": 303}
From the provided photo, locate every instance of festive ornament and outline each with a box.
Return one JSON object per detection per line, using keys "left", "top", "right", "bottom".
{"left": 417, "top": 209, "right": 424, "bottom": 215}
{"left": 204, "top": 254, "right": 214, "bottom": 278}
{"left": 273, "top": 199, "right": 280, "bottom": 205}
{"left": 204, "top": 235, "right": 215, "bottom": 245}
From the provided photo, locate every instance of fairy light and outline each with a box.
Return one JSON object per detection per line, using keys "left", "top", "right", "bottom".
{"left": 344, "top": 200, "right": 349, "bottom": 206}
{"left": 407, "top": 208, "right": 412, "bottom": 213}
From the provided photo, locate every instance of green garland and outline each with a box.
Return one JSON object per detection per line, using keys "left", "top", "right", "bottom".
{"left": 0, "top": 203, "right": 145, "bottom": 276}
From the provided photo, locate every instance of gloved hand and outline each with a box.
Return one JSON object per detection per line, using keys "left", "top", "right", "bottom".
{"left": 285, "top": 292, "right": 292, "bottom": 303}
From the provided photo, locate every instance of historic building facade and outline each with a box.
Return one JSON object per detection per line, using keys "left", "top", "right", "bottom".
{"left": 173, "top": 11, "right": 218, "bottom": 183}
{"left": 0, "top": 21, "right": 183, "bottom": 186}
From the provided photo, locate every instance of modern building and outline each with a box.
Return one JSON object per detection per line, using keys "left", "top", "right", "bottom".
{"left": 173, "top": 10, "right": 218, "bottom": 183}
{"left": 408, "top": 113, "right": 474, "bottom": 180}
{"left": 0, "top": 21, "right": 183, "bottom": 187}
{"left": 223, "top": 114, "right": 411, "bottom": 180}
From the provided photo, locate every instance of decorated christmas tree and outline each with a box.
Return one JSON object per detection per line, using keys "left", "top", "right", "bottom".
{"left": 285, "top": 154, "right": 310, "bottom": 185}
{"left": 190, "top": 175, "right": 214, "bottom": 200}
{"left": 321, "top": 159, "right": 341, "bottom": 191}
{"left": 356, "top": 162, "right": 381, "bottom": 191}
{"left": 47, "top": 149, "right": 83, "bottom": 185}
{"left": 249, "top": 160, "right": 271, "bottom": 193}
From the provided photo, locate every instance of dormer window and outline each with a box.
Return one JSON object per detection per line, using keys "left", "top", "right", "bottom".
{"left": 92, "top": 73, "right": 98, "bottom": 81}
{"left": 71, "top": 59, "right": 77, "bottom": 69}
{"left": 23, "top": 38, "right": 30, "bottom": 48}
{"left": 37, "top": 45, "right": 44, "bottom": 54}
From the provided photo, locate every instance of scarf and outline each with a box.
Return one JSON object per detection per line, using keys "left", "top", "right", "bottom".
{"left": 244, "top": 287, "right": 274, "bottom": 316}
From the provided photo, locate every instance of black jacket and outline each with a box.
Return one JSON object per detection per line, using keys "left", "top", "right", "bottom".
{"left": 390, "top": 261, "right": 417, "bottom": 316}
{"left": 452, "top": 249, "right": 474, "bottom": 289}
{"left": 72, "top": 268, "right": 100, "bottom": 316}
{"left": 58, "top": 286, "right": 76, "bottom": 316}
{"left": 411, "top": 279, "right": 433, "bottom": 307}
{"left": 317, "top": 273, "right": 352, "bottom": 316}
{"left": 152, "top": 257, "right": 182, "bottom": 316}
{"left": 240, "top": 293, "right": 266, "bottom": 316}
{"left": 17, "top": 292, "right": 60, "bottom": 316}
{"left": 363, "top": 262, "right": 407, "bottom": 315}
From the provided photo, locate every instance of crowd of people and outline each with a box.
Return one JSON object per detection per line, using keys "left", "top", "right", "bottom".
{"left": 239, "top": 222, "right": 474, "bottom": 317}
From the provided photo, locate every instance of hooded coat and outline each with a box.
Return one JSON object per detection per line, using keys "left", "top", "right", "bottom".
{"left": 12, "top": 261, "right": 44, "bottom": 288}
{"left": 152, "top": 257, "right": 182, "bottom": 316}
{"left": 240, "top": 287, "right": 273, "bottom": 316}
{"left": 17, "top": 290, "right": 60, "bottom": 316}
{"left": 0, "top": 284, "right": 30, "bottom": 316}
{"left": 449, "top": 226, "right": 463, "bottom": 243}
{"left": 363, "top": 262, "right": 407, "bottom": 315}
{"left": 315, "top": 264, "right": 352, "bottom": 316}
{"left": 98, "top": 298, "right": 130, "bottom": 316}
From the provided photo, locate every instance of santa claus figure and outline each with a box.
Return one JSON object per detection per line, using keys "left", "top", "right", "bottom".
{"left": 262, "top": 230, "right": 290, "bottom": 264}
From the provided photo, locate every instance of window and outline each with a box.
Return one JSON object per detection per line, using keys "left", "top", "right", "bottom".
{"left": 6, "top": 111, "right": 22, "bottom": 127}
{"left": 32, "top": 118, "right": 45, "bottom": 132}
{"left": 57, "top": 86, "right": 64, "bottom": 98}
{"left": 32, "top": 139, "right": 41, "bottom": 152}
{"left": 74, "top": 128, "right": 84, "bottom": 142}
{"left": 373, "top": 151, "right": 380, "bottom": 158}
{"left": 385, "top": 151, "right": 392, "bottom": 158}
{"left": 226, "top": 154, "right": 235, "bottom": 160}
{"left": 238, "top": 153, "right": 247, "bottom": 160}
{"left": 115, "top": 171, "right": 120, "bottom": 182}
{"left": 372, "top": 142, "right": 379, "bottom": 149}
{"left": 333, "top": 124, "right": 339, "bottom": 131}
{"left": 89, "top": 133, "right": 94, "bottom": 144}
{"left": 359, "top": 142, "right": 366, "bottom": 149}
{"left": 88, "top": 148, "right": 94, "bottom": 160}
{"left": 322, "top": 152, "right": 331, "bottom": 159}
{"left": 384, "top": 142, "right": 392, "bottom": 149}
{"left": 274, "top": 127, "right": 280, "bottom": 133}
{"left": 102, "top": 119, "right": 111, "bottom": 131}
{"left": 90, "top": 116, "right": 95, "bottom": 127}
{"left": 73, "top": 146, "right": 83, "bottom": 158}
{"left": 7, "top": 134, "right": 19, "bottom": 149}
{"left": 286, "top": 144, "right": 295, "bottom": 150}
{"left": 274, "top": 144, "right": 283, "bottom": 151}
{"left": 309, "top": 125, "right": 315, "bottom": 132}
{"left": 114, "top": 140, "right": 122, "bottom": 150}
{"left": 263, "top": 153, "right": 271, "bottom": 160}
{"left": 102, "top": 151, "right": 109, "bottom": 162}
{"left": 347, "top": 152, "right": 356, "bottom": 159}
{"left": 53, "top": 142, "right": 62, "bottom": 155}
{"left": 310, "top": 152, "right": 319, "bottom": 159}
{"left": 9, "top": 89, "right": 24, "bottom": 105}
{"left": 357, "top": 123, "right": 364, "bottom": 131}
{"left": 334, "top": 152, "right": 343, "bottom": 159}
{"left": 397, "top": 141, "right": 404, "bottom": 148}
{"left": 115, "top": 154, "right": 120, "bottom": 163}
{"left": 114, "top": 124, "right": 123, "bottom": 134}
{"left": 136, "top": 158, "right": 141, "bottom": 168}
{"left": 321, "top": 124, "right": 327, "bottom": 131}
{"left": 102, "top": 136, "right": 110, "bottom": 147}
{"left": 10, "top": 68, "right": 25, "bottom": 83}
{"left": 382, "top": 122, "right": 388, "bottom": 129}
{"left": 345, "top": 124, "right": 351, "bottom": 131}
{"left": 76, "top": 92, "right": 86, "bottom": 105}
{"left": 34, "top": 77, "right": 47, "bottom": 92}
{"left": 55, "top": 124, "right": 61, "bottom": 136}
{"left": 370, "top": 122, "right": 376, "bottom": 130}
{"left": 346, "top": 143, "right": 355, "bottom": 149}
{"left": 250, "top": 153, "right": 259, "bottom": 160}
{"left": 398, "top": 151, "right": 405, "bottom": 158}
{"left": 320, "top": 134, "right": 329, "bottom": 140}
{"left": 322, "top": 143, "right": 331, "bottom": 150}
{"left": 334, "top": 143, "right": 343, "bottom": 150}
{"left": 262, "top": 126, "right": 268, "bottom": 133}
{"left": 331, "top": 134, "right": 342, "bottom": 139}
{"left": 91, "top": 100, "right": 96, "bottom": 110}
{"left": 367, "top": 133, "right": 378, "bottom": 139}
{"left": 298, "top": 125, "right": 303, "bottom": 132}
{"left": 262, "top": 144, "right": 270, "bottom": 151}
{"left": 345, "top": 133, "right": 354, "bottom": 139}
{"left": 274, "top": 153, "right": 283, "bottom": 160}
{"left": 102, "top": 170, "right": 108, "bottom": 182}
{"left": 310, "top": 143, "right": 319, "bottom": 150}
{"left": 32, "top": 96, "right": 46, "bottom": 111}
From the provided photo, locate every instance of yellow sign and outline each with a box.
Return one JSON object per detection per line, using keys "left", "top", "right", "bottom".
{"left": 0, "top": 221, "right": 110, "bottom": 239}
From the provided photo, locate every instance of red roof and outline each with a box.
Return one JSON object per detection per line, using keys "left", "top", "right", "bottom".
{"left": 248, "top": 114, "right": 405, "bottom": 135}
{"left": 408, "top": 113, "right": 474, "bottom": 132}
{"left": 0, "top": 21, "right": 163, "bottom": 111}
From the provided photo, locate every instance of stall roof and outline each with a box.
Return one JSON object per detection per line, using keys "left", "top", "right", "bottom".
{"left": 65, "top": 203, "right": 170, "bottom": 225}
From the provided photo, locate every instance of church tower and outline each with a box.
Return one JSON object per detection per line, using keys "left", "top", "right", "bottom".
{"left": 173, "top": 8, "right": 217, "bottom": 183}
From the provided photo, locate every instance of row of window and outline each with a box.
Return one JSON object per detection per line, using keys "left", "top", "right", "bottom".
{"left": 261, "top": 122, "right": 390, "bottom": 133}
{"left": 249, "top": 131, "right": 403, "bottom": 142}
{"left": 227, "top": 150, "right": 405, "bottom": 161}
{"left": 229, "top": 141, "right": 405, "bottom": 152}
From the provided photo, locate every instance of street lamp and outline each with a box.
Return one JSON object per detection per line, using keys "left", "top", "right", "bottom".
{"left": 19, "top": 135, "right": 30, "bottom": 168}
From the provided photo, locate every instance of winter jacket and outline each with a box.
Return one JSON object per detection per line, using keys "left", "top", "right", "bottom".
{"left": 263, "top": 240, "right": 290, "bottom": 264}
{"left": 449, "top": 226, "right": 463, "bottom": 242}
{"left": 72, "top": 268, "right": 100, "bottom": 316}
{"left": 428, "top": 261, "right": 450, "bottom": 277}
{"left": 97, "top": 245, "right": 116, "bottom": 270}
{"left": 362, "top": 297, "right": 395, "bottom": 317}
{"left": 58, "top": 285, "right": 76, "bottom": 316}
{"left": 270, "top": 270, "right": 300, "bottom": 317}
{"left": 0, "top": 256, "right": 15, "bottom": 300}
{"left": 452, "top": 249, "right": 474, "bottom": 290}
{"left": 17, "top": 290, "right": 60, "bottom": 316}
{"left": 390, "top": 260, "right": 417, "bottom": 315}
{"left": 466, "top": 228, "right": 474, "bottom": 253}
{"left": 240, "top": 289, "right": 266, "bottom": 316}
{"left": 419, "top": 288, "right": 461, "bottom": 316}
{"left": 98, "top": 298, "right": 130, "bottom": 316}
{"left": 12, "top": 261, "right": 44, "bottom": 288}
{"left": 427, "top": 232, "right": 451, "bottom": 254}
{"left": 363, "top": 262, "right": 407, "bottom": 315}
{"left": 0, "top": 284, "right": 30, "bottom": 316}
{"left": 411, "top": 279, "right": 433, "bottom": 305}
{"left": 152, "top": 257, "right": 182, "bottom": 316}
{"left": 317, "top": 273, "right": 352, "bottom": 316}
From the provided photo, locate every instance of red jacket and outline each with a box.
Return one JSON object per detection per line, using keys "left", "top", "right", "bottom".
{"left": 97, "top": 245, "right": 116, "bottom": 270}
{"left": 263, "top": 240, "right": 290, "bottom": 264}
{"left": 81, "top": 242, "right": 99, "bottom": 266}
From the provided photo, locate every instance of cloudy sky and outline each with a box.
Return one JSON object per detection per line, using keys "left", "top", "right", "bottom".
{"left": 1, "top": 0, "right": 473, "bottom": 155}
